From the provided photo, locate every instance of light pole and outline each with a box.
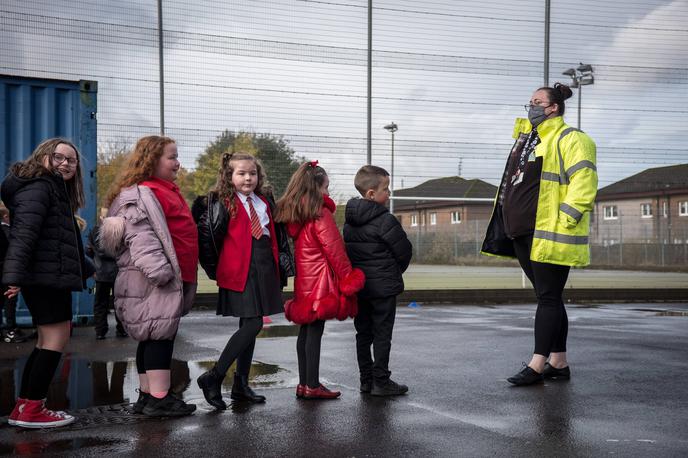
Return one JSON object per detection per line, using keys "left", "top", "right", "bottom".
{"left": 562, "top": 63, "right": 594, "bottom": 129}
{"left": 383, "top": 122, "right": 398, "bottom": 214}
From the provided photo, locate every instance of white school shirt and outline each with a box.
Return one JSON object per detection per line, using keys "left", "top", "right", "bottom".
{"left": 236, "top": 192, "right": 270, "bottom": 237}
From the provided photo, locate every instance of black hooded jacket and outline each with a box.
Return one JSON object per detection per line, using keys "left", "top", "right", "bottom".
{"left": 343, "top": 198, "right": 412, "bottom": 299}
{"left": 1, "top": 171, "right": 84, "bottom": 290}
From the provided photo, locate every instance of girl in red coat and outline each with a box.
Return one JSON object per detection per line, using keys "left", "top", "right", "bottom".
{"left": 197, "top": 152, "right": 284, "bottom": 410}
{"left": 275, "top": 161, "right": 364, "bottom": 399}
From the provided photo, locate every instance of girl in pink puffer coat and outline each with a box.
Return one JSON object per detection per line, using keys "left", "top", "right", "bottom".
{"left": 100, "top": 135, "right": 197, "bottom": 418}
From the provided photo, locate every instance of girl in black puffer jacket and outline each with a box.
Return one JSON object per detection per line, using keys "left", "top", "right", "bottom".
{"left": 1, "top": 137, "right": 87, "bottom": 429}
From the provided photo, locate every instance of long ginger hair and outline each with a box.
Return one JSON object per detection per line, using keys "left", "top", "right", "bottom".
{"left": 105, "top": 135, "right": 175, "bottom": 206}
{"left": 274, "top": 162, "right": 328, "bottom": 224}
{"left": 212, "top": 152, "right": 268, "bottom": 217}
{"left": 10, "top": 137, "right": 85, "bottom": 212}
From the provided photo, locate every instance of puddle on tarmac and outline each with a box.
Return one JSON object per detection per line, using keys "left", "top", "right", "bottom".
{"left": 257, "top": 324, "right": 300, "bottom": 338}
{"left": 654, "top": 310, "right": 688, "bottom": 317}
{"left": 0, "top": 438, "right": 125, "bottom": 455}
{"left": 0, "top": 356, "right": 288, "bottom": 417}
{"left": 631, "top": 308, "right": 688, "bottom": 316}
{"left": 572, "top": 304, "right": 602, "bottom": 309}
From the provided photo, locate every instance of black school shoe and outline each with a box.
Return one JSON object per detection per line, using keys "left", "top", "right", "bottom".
{"left": 507, "top": 365, "right": 544, "bottom": 386}
{"left": 142, "top": 393, "right": 196, "bottom": 417}
{"left": 197, "top": 369, "right": 228, "bottom": 410}
{"left": 231, "top": 375, "right": 266, "bottom": 403}
{"left": 542, "top": 363, "right": 571, "bottom": 380}
{"left": 371, "top": 379, "right": 408, "bottom": 396}
{"left": 360, "top": 380, "right": 373, "bottom": 394}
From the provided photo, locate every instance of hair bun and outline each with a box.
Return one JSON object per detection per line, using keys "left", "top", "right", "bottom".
{"left": 554, "top": 83, "right": 573, "bottom": 101}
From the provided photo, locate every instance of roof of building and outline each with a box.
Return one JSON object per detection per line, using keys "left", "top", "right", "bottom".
{"left": 393, "top": 176, "right": 497, "bottom": 211}
{"left": 597, "top": 164, "right": 688, "bottom": 200}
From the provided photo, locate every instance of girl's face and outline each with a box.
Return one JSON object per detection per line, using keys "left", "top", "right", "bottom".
{"left": 45, "top": 143, "right": 79, "bottom": 181}
{"left": 319, "top": 175, "right": 330, "bottom": 196}
{"left": 153, "top": 142, "right": 180, "bottom": 182}
{"left": 231, "top": 159, "right": 258, "bottom": 196}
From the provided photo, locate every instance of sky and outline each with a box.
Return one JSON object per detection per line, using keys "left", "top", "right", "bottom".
{"left": 2, "top": 0, "right": 687, "bottom": 201}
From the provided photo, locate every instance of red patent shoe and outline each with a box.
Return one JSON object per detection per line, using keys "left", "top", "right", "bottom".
{"left": 302, "top": 384, "right": 341, "bottom": 400}
{"left": 296, "top": 384, "right": 305, "bottom": 398}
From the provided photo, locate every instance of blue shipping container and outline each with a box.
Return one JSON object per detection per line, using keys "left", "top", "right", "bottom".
{"left": 1, "top": 74, "right": 98, "bottom": 325}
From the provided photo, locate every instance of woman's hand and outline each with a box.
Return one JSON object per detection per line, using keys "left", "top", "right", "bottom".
{"left": 4, "top": 286, "right": 20, "bottom": 299}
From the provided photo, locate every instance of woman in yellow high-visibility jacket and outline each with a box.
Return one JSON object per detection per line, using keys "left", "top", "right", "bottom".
{"left": 481, "top": 83, "right": 597, "bottom": 386}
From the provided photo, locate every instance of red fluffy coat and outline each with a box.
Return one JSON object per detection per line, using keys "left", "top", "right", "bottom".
{"left": 284, "top": 196, "right": 365, "bottom": 324}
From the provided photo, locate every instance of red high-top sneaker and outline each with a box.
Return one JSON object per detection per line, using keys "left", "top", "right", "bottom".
{"left": 14, "top": 399, "right": 75, "bottom": 428}
{"left": 7, "top": 398, "right": 26, "bottom": 425}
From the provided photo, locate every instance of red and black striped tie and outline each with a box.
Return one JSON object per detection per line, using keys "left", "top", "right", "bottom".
{"left": 247, "top": 196, "right": 263, "bottom": 239}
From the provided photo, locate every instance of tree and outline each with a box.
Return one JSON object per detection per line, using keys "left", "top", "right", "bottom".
{"left": 96, "top": 141, "right": 130, "bottom": 210}
{"left": 187, "top": 130, "right": 303, "bottom": 201}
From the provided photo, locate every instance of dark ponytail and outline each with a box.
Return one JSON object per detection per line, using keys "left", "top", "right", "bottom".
{"left": 537, "top": 83, "right": 573, "bottom": 115}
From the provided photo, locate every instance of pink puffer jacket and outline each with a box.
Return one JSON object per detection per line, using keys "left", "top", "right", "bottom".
{"left": 100, "top": 185, "right": 190, "bottom": 341}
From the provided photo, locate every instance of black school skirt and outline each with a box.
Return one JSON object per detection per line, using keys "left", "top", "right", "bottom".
{"left": 22, "top": 287, "right": 73, "bottom": 325}
{"left": 217, "top": 236, "right": 283, "bottom": 318}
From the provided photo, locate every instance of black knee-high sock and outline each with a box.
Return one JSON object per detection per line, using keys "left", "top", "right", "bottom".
{"left": 19, "top": 347, "right": 41, "bottom": 398}
{"left": 26, "top": 349, "right": 62, "bottom": 400}
{"left": 215, "top": 317, "right": 262, "bottom": 376}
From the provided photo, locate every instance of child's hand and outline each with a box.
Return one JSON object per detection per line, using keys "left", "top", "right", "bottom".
{"left": 4, "top": 286, "right": 20, "bottom": 299}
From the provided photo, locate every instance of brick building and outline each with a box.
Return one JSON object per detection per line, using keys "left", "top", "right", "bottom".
{"left": 593, "top": 164, "right": 688, "bottom": 244}
{"left": 392, "top": 176, "right": 497, "bottom": 241}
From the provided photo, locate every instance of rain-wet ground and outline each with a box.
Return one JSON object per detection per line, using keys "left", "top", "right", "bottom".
{"left": 1, "top": 302, "right": 687, "bottom": 457}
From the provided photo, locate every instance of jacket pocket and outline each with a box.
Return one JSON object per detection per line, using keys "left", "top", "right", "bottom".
{"left": 115, "top": 268, "right": 151, "bottom": 298}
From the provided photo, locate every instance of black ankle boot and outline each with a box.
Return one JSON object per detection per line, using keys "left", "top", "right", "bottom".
{"left": 231, "top": 375, "right": 266, "bottom": 403}
{"left": 197, "top": 368, "right": 227, "bottom": 410}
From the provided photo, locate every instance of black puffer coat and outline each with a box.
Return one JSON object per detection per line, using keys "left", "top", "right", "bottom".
{"left": 343, "top": 198, "right": 412, "bottom": 299}
{"left": 86, "top": 225, "right": 118, "bottom": 283}
{"left": 1, "top": 171, "right": 84, "bottom": 290}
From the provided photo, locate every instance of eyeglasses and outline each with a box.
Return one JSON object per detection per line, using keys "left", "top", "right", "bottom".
{"left": 52, "top": 153, "right": 78, "bottom": 167}
{"left": 524, "top": 102, "right": 553, "bottom": 112}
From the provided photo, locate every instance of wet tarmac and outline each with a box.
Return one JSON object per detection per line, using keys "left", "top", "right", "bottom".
{"left": 1, "top": 302, "right": 687, "bottom": 457}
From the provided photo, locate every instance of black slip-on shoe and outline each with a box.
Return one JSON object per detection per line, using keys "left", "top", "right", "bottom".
{"left": 542, "top": 363, "right": 571, "bottom": 380}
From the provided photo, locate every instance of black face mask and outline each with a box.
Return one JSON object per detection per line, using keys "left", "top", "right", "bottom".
{"left": 528, "top": 105, "right": 549, "bottom": 127}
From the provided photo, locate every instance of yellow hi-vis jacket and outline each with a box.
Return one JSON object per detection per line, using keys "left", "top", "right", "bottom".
{"left": 481, "top": 116, "right": 598, "bottom": 267}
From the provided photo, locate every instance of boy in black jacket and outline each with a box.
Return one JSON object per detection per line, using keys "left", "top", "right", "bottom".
{"left": 344, "top": 165, "right": 413, "bottom": 396}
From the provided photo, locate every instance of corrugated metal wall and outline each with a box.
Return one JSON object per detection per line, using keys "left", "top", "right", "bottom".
{"left": 0, "top": 74, "right": 98, "bottom": 323}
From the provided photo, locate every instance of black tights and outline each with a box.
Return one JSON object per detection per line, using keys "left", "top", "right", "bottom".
{"left": 297, "top": 320, "right": 325, "bottom": 389}
{"left": 513, "top": 235, "right": 571, "bottom": 357}
{"left": 215, "top": 317, "right": 263, "bottom": 378}
{"left": 135, "top": 340, "right": 175, "bottom": 373}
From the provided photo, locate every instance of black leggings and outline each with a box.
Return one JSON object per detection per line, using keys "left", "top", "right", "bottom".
{"left": 215, "top": 317, "right": 263, "bottom": 378}
{"left": 135, "top": 340, "right": 175, "bottom": 373}
{"left": 297, "top": 320, "right": 325, "bottom": 389}
{"left": 513, "top": 235, "right": 571, "bottom": 357}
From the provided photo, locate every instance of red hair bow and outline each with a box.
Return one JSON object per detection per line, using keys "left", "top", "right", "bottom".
{"left": 308, "top": 160, "right": 319, "bottom": 168}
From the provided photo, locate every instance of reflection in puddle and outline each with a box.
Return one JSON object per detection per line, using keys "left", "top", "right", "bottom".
{"left": 654, "top": 310, "right": 688, "bottom": 317}
{"left": 0, "top": 438, "right": 125, "bottom": 455}
{"left": 0, "top": 356, "right": 288, "bottom": 417}
{"left": 257, "top": 324, "right": 300, "bottom": 338}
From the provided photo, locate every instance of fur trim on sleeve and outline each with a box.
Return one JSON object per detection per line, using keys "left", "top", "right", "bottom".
{"left": 339, "top": 268, "right": 365, "bottom": 296}
{"left": 98, "top": 216, "right": 126, "bottom": 258}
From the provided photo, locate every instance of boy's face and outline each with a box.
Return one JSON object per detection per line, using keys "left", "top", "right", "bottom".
{"left": 366, "top": 176, "right": 390, "bottom": 206}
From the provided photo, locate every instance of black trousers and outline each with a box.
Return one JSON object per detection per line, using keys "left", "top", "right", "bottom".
{"left": 513, "top": 235, "right": 570, "bottom": 357}
{"left": 93, "top": 281, "right": 124, "bottom": 336}
{"left": 354, "top": 296, "right": 396, "bottom": 383}
{"left": 135, "top": 340, "right": 175, "bottom": 373}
